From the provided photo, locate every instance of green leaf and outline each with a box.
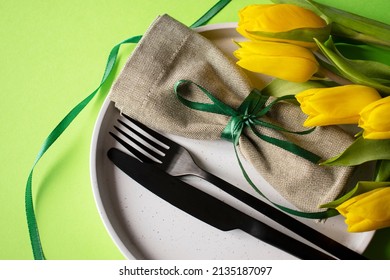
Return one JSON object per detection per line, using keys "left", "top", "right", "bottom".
{"left": 321, "top": 136, "right": 390, "bottom": 166}
{"left": 315, "top": 56, "right": 351, "bottom": 85}
{"left": 341, "top": 60, "right": 390, "bottom": 83}
{"left": 331, "top": 23, "right": 390, "bottom": 48}
{"left": 334, "top": 42, "right": 390, "bottom": 68}
{"left": 375, "top": 160, "right": 390, "bottom": 182}
{"left": 332, "top": 44, "right": 390, "bottom": 84}
{"left": 261, "top": 78, "right": 326, "bottom": 98}
{"left": 320, "top": 181, "right": 390, "bottom": 208}
{"left": 309, "top": 1, "right": 390, "bottom": 44}
{"left": 315, "top": 38, "right": 390, "bottom": 95}
{"left": 247, "top": 25, "right": 331, "bottom": 43}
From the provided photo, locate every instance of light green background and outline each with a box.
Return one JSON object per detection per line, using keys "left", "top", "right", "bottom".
{"left": 1, "top": 0, "right": 389, "bottom": 260}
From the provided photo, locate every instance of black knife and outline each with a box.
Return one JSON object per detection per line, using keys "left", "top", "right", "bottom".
{"left": 108, "top": 148, "right": 335, "bottom": 260}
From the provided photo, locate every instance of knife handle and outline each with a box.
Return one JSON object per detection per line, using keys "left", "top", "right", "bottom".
{"left": 199, "top": 169, "right": 366, "bottom": 259}
{"left": 239, "top": 217, "right": 335, "bottom": 260}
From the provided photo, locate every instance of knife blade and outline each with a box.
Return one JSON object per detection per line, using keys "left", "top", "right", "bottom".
{"left": 108, "top": 147, "right": 335, "bottom": 260}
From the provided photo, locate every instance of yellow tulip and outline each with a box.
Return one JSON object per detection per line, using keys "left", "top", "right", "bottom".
{"left": 237, "top": 4, "right": 328, "bottom": 48}
{"left": 359, "top": 96, "right": 390, "bottom": 139}
{"left": 336, "top": 187, "right": 390, "bottom": 232}
{"left": 234, "top": 41, "right": 319, "bottom": 83}
{"left": 296, "top": 85, "right": 382, "bottom": 127}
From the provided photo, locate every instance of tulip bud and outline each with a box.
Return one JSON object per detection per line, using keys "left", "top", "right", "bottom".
{"left": 234, "top": 41, "right": 319, "bottom": 83}
{"left": 296, "top": 85, "right": 381, "bottom": 127}
{"left": 336, "top": 187, "right": 390, "bottom": 232}
{"left": 237, "top": 4, "right": 330, "bottom": 48}
{"left": 359, "top": 96, "right": 390, "bottom": 139}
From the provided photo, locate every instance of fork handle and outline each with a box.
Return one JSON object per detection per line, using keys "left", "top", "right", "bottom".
{"left": 197, "top": 168, "right": 366, "bottom": 260}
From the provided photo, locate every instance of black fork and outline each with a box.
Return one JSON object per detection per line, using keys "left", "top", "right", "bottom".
{"left": 109, "top": 113, "right": 366, "bottom": 260}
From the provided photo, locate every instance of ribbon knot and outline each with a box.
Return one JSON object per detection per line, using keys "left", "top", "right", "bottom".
{"left": 242, "top": 114, "right": 252, "bottom": 122}
{"left": 174, "top": 79, "right": 320, "bottom": 163}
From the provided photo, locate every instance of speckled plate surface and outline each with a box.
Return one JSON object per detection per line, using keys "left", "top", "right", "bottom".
{"left": 90, "top": 23, "right": 374, "bottom": 259}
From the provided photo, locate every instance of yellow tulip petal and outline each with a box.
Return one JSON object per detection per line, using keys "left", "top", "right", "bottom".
{"left": 234, "top": 41, "right": 318, "bottom": 82}
{"left": 237, "top": 4, "right": 327, "bottom": 47}
{"left": 237, "top": 55, "right": 318, "bottom": 83}
{"left": 257, "top": 4, "right": 326, "bottom": 32}
{"left": 238, "top": 4, "right": 326, "bottom": 33}
{"left": 359, "top": 96, "right": 390, "bottom": 139}
{"left": 362, "top": 131, "right": 390, "bottom": 139}
{"left": 296, "top": 85, "right": 381, "bottom": 126}
{"left": 236, "top": 41, "right": 317, "bottom": 62}
{"left": 336, "top": 187, "right": 390, "bottom": 232}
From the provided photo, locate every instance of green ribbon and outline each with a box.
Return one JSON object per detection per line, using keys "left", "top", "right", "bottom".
{"left": 25, "top": 0, "right": 232, "bottom": 260}
{"left": 174, "top": 79, "right": 320, "bottom": 162}
{"left": 174, "top": 79, "right": 339, "bottom": 219}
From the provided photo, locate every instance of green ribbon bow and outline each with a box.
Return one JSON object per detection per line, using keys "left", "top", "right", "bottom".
{"left": 174, "top": 79, "right": 339, "bottom": 219}
{"left": 174, "top": 79, "right": 320, "bottom": 162}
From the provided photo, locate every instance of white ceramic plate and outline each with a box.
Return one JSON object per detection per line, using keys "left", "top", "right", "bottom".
{"left": 90, "top": 23, "right": 374, "bottom": 259}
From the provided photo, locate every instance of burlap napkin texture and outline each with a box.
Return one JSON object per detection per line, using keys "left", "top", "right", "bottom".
{"left": 109, "top": 14, "right": 356, "bottom": 212}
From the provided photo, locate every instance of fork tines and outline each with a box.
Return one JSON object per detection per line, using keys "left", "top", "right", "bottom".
{"left": 109, "top": 114, "right": 169, "bottom": 164}
{"left": 122, "top": 114, "right": 171, "bottom": 146}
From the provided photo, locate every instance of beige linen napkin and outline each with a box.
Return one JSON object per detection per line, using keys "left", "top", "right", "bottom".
{"left": 109, "top": 14, "right": 355, "bottom": 212}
